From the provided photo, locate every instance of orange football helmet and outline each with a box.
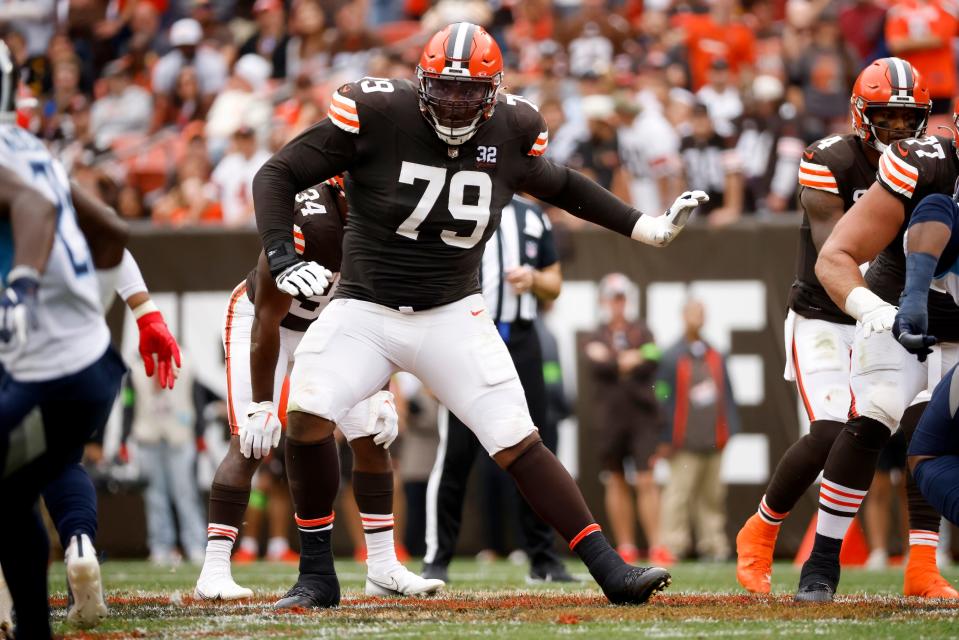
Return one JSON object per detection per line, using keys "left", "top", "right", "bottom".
{"left": 416, "top": 22, "right": 504, "bottom": 145}
{"left": 851, "top": 57, "right": 931, "bottom": 152}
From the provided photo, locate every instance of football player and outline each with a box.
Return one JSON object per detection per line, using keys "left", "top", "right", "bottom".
{"left": 194, "top": 179, "right": 442, "bottom": 601}
{"left": 800, "top": 68, "right": 959, "bottom": 601}
{"left": 893, "top": 191, "right": 959, "bottom": 526}
{"left": 252, "top": 22, "right": 707, "bottom": 607}
{"left": 736, "top": 58, "right": 957, "bottom": 599}
{"left": 0, "top": 40, "right": 129, "bottom": 639}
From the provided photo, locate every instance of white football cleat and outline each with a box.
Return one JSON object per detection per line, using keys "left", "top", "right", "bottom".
{"left": 193, "top": 575, "right": 254, "bottom": 601}
{"left": 0, "top": 564, "right": 13, "bottom": 639}
{"left": 365, "top": 565, "right": 444, "bottom": 597}
{"left": 65, "top": 534, "right": 108, "bottom": 629}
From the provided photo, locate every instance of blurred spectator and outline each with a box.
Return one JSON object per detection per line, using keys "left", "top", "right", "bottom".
{"left": 885, "top": 0, "right": 959, "bottom": 129}
{"left": 0, "top": 0, "right": 54, "bottom": 58}
{"left": 674, "top": 0, "right": 757, "bottom": 91}
{"left": 656, "top": 299, "right": 740, "bottom": 561}
{"left": 568, "top": 94, "right": 629, "bottom": 197}
{"left": 582, "top": 274, "right": 670, "bottom": 566}
{"left": 205, "top": 53, "right": 273, "bottom": 156}
{"left": 90, "top": 58, "right": 153, "bottom": 151}
{"left": 615, "top": 95, "right": 681, "bottom": 214}
{"left": 152, "top": 18, "right": 227, "bottom": 98}
{"left": 735, "top": 75, "right": 803, "bottom": 213}
{"left": 129, "top": 357, "right": 207, "bottom": 565}
{"left": 327, "top": 0, "right": 383, "bottom": 76}
{"left": 839, "top": 0, "right": 888, "bottom": 62}
{"left": 153, "top": 143, "right": 222, "bottom": 225}
{"left": 239, "top": 0, "right": 290, "bottom": 78}
{"left": 696, "top": 59, "right": 742, "bottom": 139}
{"left": 272, "top": 74, "right": 324, "bottom": 143}
{"left": 286, "top": 0, "right": 330, "bottom": 83}
{"left": 210, "top": 125, "right": 271, "bottom": 226}
{"left": 680, "top": 103, "right": 744, "bottom": 226}
{"left": 556, "top": 0, "right": 631, "bottom": 77}
{"left": 41, "top": 58, "right": 84, "bottom": 141}
{"left": 789, "top": 12, "right": 858, "bottom": 139}
{"left": 152, "top": 65, "right": 209, "bottom": 132}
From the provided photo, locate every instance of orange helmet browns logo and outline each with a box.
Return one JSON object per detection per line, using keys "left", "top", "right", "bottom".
{"left": 850, "top": 57, "right": 931, "bottom": 152}
{"left": 416, "top": 22, "right": 504, "bottom": 146}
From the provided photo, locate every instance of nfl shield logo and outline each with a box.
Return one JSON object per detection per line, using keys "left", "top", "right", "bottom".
{"left": 525, "top": 240, "right": 538, "bottom": 260}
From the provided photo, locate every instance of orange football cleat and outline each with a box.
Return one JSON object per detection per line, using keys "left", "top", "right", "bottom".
{"left": 648, "top": 545, "right": 677, "bottom": 567}
{"left": 904, "top": 545, "right": 959, "bottom": 598}
{"left": 232, "top": 548, "right": 258, "bottom": 564}
{"left": 736, "top": 514, "right": 779, "bottom": 594}
{"left": 616, "top": 544, "right": 640, "bottom": 564}
{"left": 268, "top": 549, "right": 300, "bottom": 564}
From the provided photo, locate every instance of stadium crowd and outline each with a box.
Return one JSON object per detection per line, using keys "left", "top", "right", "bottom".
{"left": 9, "top": 0, "right": 945, "bottom": 232}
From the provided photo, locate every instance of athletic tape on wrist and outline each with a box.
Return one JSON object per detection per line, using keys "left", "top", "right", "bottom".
{"left": 132, "top": 299, "right": 160, "bottom": 320}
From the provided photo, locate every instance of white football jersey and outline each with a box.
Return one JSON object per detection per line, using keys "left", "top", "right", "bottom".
{"left": 0, "top": 123, "right": 109, "bottom": 381}
{"left": 935, "top": 267, "right": 959, "bottom": 307}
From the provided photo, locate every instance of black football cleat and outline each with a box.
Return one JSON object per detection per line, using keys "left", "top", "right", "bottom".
{"left": 795, "top": 580, "right": 836, "bottom": 602}
{"left": 601, "top": 565, "right": 671, "bottom": 605}
{"left": 528, "top": 559, "right": 578, "bottom": 584}
{"left": 274, "top": 574, "right": 340, "bottom": 609}
{"left": 420, "top": 563, "right": 450, "bottom": 584}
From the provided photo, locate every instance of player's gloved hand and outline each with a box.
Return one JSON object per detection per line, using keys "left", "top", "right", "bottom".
{"left": 0, "top": 266, "right": 40, "bottom": 357}
{"left": 894, "top": 293, "right": 937, "bottom": 362}
{"left": 135, "top": 302, "right": 181, "bottom": 389}
{"left": 239, "top": 401, "right": 282, "bottom": 460}
{"left": 274, "top": 261, "right": 333, "bottom": 298}
{"left": 369, "top": 390, "right": 399, "bottom": 448}
{"left": 631, "top": 191, "right": 709, "bottom": 247}
{"left": 845, "top": 286, "right": 897, "bottom": 339}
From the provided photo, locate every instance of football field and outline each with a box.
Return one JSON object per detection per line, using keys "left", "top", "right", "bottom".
{"left": 48, "top": 559, "right": 959, "bottom": 638}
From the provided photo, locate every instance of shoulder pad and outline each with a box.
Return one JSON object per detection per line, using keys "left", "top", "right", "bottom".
{"left": 877, "top": 135, "right": 947, "bottom": 200}
{"left": 327, "top": 78, "right": 415, "bottom": 135}
{"left": 499, "top": 93, "right": 548, "bottom": 156}
{"left": 797, "top": 135, "right": 856, "bottom": 195}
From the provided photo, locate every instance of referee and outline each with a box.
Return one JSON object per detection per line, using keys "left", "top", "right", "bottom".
{"left": 422, "top": 195, "right": 572, "bottom": 583}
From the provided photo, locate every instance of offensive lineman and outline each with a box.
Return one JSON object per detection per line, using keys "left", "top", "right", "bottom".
{"left": 252, "top": 23, "right": 707, "bottom": 607}
{"left": 194, "top": 179, "right": 442, "bottom": 602}
{"left": 802, "top": 78, "right": 959, "bottom": 601}
{"left": 736, "top": 58, "right": 956, "bottom": 598}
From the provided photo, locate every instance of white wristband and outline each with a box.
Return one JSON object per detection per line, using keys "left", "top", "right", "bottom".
{"left": 116, "top": 249, "right": 148, "bottom": 302}
{"left": 132, "top": 299, "right": 159, "bottom": 320}
{"left": 844, "top": 286, "right": 888, "bottom": 322}
{"left": 246, "top": 400, "right": 276, "bottom": 417}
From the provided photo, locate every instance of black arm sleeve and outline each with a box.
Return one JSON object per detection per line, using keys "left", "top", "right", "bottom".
{"left": 252, "top": 119, "right": 356, "bottom": 276}
{"left": 519, "top": 155, "right": 642, "bottom": 237}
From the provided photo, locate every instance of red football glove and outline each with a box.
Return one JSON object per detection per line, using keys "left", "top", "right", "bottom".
{"left": 136, "top": 310, "right": 181, "bottom": 389}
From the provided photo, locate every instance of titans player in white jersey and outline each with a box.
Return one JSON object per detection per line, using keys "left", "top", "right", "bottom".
{"left": 0, "top": 43, "right": 133, "bottom": 640}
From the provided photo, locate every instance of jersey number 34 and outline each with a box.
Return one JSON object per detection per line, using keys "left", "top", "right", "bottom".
{"left": 395, "top": 161, "right": 492, "bottom": 249}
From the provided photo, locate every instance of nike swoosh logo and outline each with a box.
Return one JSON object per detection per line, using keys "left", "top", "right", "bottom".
{"left": 803, "top": 151, "right": 814, "bottom": 160}
{"left": 470, "top": 309, "right": 483, "bottom": 316}
{"left": 897, "top": 142, "right": 909, "bottom": 157}
{"left": 367, "top": 575, "right": 400, "bottom": 592}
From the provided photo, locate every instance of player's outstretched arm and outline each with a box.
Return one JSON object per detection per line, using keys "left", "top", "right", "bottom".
{"left": 240, "top": 250, "right": 292, "bottom": 460}
{"left": 895, "top": 193, "right": 958, "bottom": 360}
{"left": 816, "top": 182, "right": 904, "bottom": 336}
{"left": 72, "top": 179, "right": 128, "bottom": 270}
{"left": 520, "top": 156, "right": 707, "bottom": 247}
{"left": 252, "top": 119, "right": 354, "bottom": 291}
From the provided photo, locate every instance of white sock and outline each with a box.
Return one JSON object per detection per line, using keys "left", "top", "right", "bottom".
{"left": 362, "top": 512, "right": 399, "bottom": 574}
{"left": 239, "top": 537, "right": 258, "bottom": 555}
{"left": 200, "top": 539, "right": 234, "bottom": 580}
{"left": 266, "top": 536, "right": 289, "bottom": 558}
{"left": 816, "top": 479, "right": 867, "bottom": 539}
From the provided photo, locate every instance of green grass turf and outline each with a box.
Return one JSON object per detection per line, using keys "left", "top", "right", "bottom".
{"left": 46, "top": 559, "right": 959, "bottom": 639}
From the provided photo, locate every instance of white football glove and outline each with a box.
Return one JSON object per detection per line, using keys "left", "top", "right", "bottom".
{"left": 0, "top": 266, "right": 40, "bottom": 359}
{"left": 631, "top": 190, "right": 710, "bottom": 247}
{"left": 274, "top": 261, "right": 333, "bottom": 298}
{"left": 845, "top": 287, "right": 897, "bottom": 339}
{"left": 369, "top": 390, "right": 399, "bottom": 448}
{"left": 239, "top": 401, "right": 282, "bottom": 460}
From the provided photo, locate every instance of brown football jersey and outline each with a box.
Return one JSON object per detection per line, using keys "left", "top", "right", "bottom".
{"left": 872, "top": 134, "right": 959, "bottom": 341}
{"left": 789, "top": 134, "right": 875, "bottom": 324}
{"left": 246, "top": 180, "right": 346, "bottom": 332}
